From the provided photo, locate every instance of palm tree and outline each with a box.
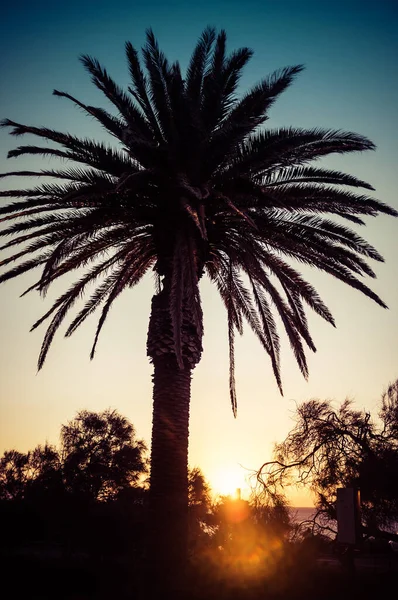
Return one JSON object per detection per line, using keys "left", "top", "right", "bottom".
{"left": 0, "top": 28, "right": 396, "bottom": 583}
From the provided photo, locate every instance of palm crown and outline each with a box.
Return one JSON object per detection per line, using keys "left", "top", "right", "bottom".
{"left": 0, "top": 28, "right": 395, "bottom": 415}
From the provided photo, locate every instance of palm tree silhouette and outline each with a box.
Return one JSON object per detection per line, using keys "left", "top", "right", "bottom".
{"left": 0, "top": 27, "right": 396, "bottom": 582}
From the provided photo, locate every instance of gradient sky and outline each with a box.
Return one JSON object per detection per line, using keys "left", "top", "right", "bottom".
{"left": 1, "top": 0, "right": 397, "bottom": 504}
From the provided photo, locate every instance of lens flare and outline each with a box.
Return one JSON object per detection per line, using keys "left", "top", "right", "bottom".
{"left": 199, "top": 497, "right": 287, "bottom": 587}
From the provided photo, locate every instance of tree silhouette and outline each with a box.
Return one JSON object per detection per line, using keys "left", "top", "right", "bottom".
{"left": 0, "top": 410, "right": 147, "bottom": 504}
{"left": 257, "top": 380, "right": 398, "bottom": 536}
{"left": 1, "top": 27, "right": 396, "bottom": 583}
{"left": 0, "top": 444, "right": 61, "bottom": 501}
{"left": 0, "top": 409, "right": 148, "bottom": 574}
{"left": 61, "top": 409, "right": 147, "bottom": 501}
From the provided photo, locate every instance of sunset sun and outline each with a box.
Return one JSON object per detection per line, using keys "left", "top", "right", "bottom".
{"left": 212, "top": 465, "right": 250, "bottom": 498}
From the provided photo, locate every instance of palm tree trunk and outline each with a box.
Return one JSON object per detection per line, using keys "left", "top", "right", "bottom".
{"left": 146, "top": 288, "right": 202, "bottom": 593}
{"left": 148, "top": 357, "right": 192, "bottom": 587}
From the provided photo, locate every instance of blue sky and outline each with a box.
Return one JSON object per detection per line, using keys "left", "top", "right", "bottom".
{"left": 1, "top": 0, "right": 397, "bottom": 501}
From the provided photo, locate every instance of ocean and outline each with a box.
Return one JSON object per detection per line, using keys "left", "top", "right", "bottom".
{"left": 290, "top": 507, "right": 316, "bottom": 524}
{"left": 289, "top": 507, "right": 398, "bottom": 538}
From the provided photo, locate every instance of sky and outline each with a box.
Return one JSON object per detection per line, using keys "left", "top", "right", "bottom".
{"left": 0, "top": 0, "right": 397, "bottom": 505}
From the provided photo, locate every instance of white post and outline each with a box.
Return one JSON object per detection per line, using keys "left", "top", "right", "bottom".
{"left": 336, "top": 487, "right": 361, "bottom": 545}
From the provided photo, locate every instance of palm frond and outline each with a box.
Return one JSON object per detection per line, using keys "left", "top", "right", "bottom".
{"left": 125, "top": 40, "right": 163, "bottom": 141}
{"left": 201, "top": 29, "right": 227, "bottom": 130}
{"left": 220, "top": 48, "right": 254, "bottom": 113}
{"left": 0, "top": 253, "right": 52, "bottom": 285}
{"left": 230, "top": 127, "right": 376, "bottom": 177}
{"left": 206, "top": 252, "right": 243, "bottom": 334}
{"left": 256, "top": 250, "right": 335, "bottom": 326}
{"left": 256, "top": 184, "right": 397, "bottom": 218}
{"left": 90, "top": 248, "right": 155, "bottom": 358}
{"left": 0, "top": 233, "right": 64, "bottom": 270}
{"left": 299, "top": 254, "right": 388, "bottom": 308}
{"left": 185, "top": 27, "right": 216, "bottom": 104}
{"left": 253, "top": 216, "right": 379, "bottom": 279}
{"left": 282, "top": 285, "right": 317, "bottom": 352}
{"left": 63, "top": 237, "right": 156, "bottom": 337}
{"left": 7, "top": 145, "right": 73, "bottom": 161}
{"left": 249, "top": 276, "right": 282, "bottom": 394}
{"left": 202, "top": 45, "right": 253, "bottom": 135}
{"left": 0, "top": 166, "right": 118, "bottom": 186}
{"left": 32, "top": 243, "right": 151, "bottom": 369}
{"left": 252, "top": 268, "right": 310, "bottom": 378}
{"left": 261, "top": 165, "right": 375, "bottom": 190}
{"left": 1, "top": 120, "right": 133, "bottom": 175}
{"left": 31, "top": 227, "right": 148, "bottom": 296}
{"left": 141, "top": 29, "right": 174, "bottom": 143}
{"left": 52, "top": 89, "right": 128, "bottom": 140}
{"left": 79, "top": 55, "right": 153, "bottom": 142}
{"left": 208, "top": 66, "right": 304, "bottom": 172}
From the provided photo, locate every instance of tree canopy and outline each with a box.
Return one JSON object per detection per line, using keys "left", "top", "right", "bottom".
{"left": 0, "top": 409, "right": 147, "bottom": 503}
{"left": 61, "top": 408, "right": 147, "bottom": 501}
{"left": 257, "top": 380, "right": 398, "bottom": 535}
{"left": 1, "top": 28, "right": 396, "bottom": 414}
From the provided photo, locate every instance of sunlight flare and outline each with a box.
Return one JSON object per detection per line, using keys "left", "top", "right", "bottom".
{"left": 212, "top": 464, "right": 249, "bottom": 498}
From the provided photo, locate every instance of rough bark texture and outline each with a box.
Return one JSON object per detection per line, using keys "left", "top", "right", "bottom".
{"left": 147, "top": 290, "right": 203, "bottom": 368}
{"left": 148, "top": 358, "right": 192, "bottom": 592}
{"left": 146, "top": 289, "right": 203, "bottom": 595}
